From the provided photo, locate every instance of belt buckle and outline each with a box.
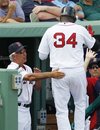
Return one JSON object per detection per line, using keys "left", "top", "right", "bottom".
{"left": 18, "top": 102, "right": 25, "bottom": 107}
{"left": 21, "top": 103, "right": 25, "bottom": 106}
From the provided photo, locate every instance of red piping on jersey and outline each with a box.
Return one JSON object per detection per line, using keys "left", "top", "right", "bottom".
{"left": 22, "top": 65, "right": 26, "bottom": 70}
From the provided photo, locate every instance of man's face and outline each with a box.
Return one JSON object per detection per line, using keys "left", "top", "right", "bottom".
{"left": 89, "top": 64, "right": 100, "bottom": 77}
{"left": 14, "top": 48, "right": 27, "bottom": 66}
{"left": 0, "top": 0, "right": 9, "bottom": 9}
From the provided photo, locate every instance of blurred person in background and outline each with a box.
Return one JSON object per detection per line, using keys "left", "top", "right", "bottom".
{"left": 22, "top": 0, "right": 56, "bottom": 22}
{"left": 7, "top": 42, "right": 65, "bottom": 130}
{"left": 84, "top": 49, "right": 100, "bottom": 130}
{"left": 77, "top": 0, "right": 100, "bottom": 20}
{"left": 0, "top": 0, "right": 25, "bottom": 23}
{"left": 30, "top": 0, "right": 84, "bottom": 22}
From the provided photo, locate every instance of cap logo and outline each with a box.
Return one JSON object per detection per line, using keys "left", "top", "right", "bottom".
{"left": 16, "top": 42, "right": 21, "bottom": 47}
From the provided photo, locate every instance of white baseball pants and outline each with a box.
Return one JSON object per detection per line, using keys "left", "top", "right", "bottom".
{"left": 18, "top": 106, "right": 31, "bottom": 130}
{"left": 52, "top": 67, "right": 87, "bottom": 130}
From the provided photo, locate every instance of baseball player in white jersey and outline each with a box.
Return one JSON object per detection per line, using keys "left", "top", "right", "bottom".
{"left": 38, "top": 6, "right": 100, "bottom": 130}
{"left": 7, "top": 42, "right": 65, "bottom": 130}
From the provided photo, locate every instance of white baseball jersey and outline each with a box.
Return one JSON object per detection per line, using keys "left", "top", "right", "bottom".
{"left": 7, "top": 62, "right": 35, "bottom": 104}
{"left": 38, "top": 22, "right": 96, "bottom": 68}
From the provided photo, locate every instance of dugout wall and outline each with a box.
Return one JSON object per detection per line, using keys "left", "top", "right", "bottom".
{"left": 0, "top": 21, "right": 100, "bottom": 130}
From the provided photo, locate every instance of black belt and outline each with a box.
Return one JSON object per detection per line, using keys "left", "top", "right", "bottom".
{"left": 18, "top": 103, "right": 31, "bottom": 108}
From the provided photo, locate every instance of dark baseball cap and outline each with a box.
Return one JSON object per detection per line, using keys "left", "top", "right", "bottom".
{"left": 8, "top": 42, "right": 26, "bottom": 55}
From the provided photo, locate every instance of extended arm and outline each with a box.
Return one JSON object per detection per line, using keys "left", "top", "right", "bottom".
{"left": 32, "top": 5, "right": 84, "bottom": 19}
{"left": 24, "top": 69, "right": 65, "bottom": 81}
{"left": 32, "top": 6, "right": 62, "bottom": 17}
{"left": 10, "top": 1, "right": 25, "bottom": 22}
{"left": 84, "top": 49, "right": 97, "bottom": 71}
{"left": 33, "top": 67, "right": 41, "bottom": 90}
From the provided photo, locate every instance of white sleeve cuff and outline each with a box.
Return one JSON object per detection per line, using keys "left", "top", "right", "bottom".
{"left": 39, "top": 52, "right": 48, "bottom": 60}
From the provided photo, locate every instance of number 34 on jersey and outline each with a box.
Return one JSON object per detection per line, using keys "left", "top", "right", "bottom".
{"left": 53, "top": 32, "right": 77, "bottom": 48}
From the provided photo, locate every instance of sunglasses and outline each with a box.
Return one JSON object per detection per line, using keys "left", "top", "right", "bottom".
{"left": 91, "top": 65, "right": 99, "bottom": 69}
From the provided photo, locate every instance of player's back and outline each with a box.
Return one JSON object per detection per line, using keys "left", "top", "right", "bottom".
{"left": 39, "top": 22, "right": 95, "bottom": 68}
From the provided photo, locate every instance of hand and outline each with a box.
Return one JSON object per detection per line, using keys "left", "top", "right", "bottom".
{"left": 51, "top": 69, "right": 65, "bottom": 79}
{"left": 74, "top": 5, "right": 82, "bottom": 11}
{"left": 86, "top": 25, "right": 95, "bottom": 36}
{"left": 32, "top": 6, "right": 47, "bottom": 14}
{"left": 33, "top": 67, "right": 41, "bottom": 91}
{"left": 86, "top": 48, "right": 97, "bottom": 60}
